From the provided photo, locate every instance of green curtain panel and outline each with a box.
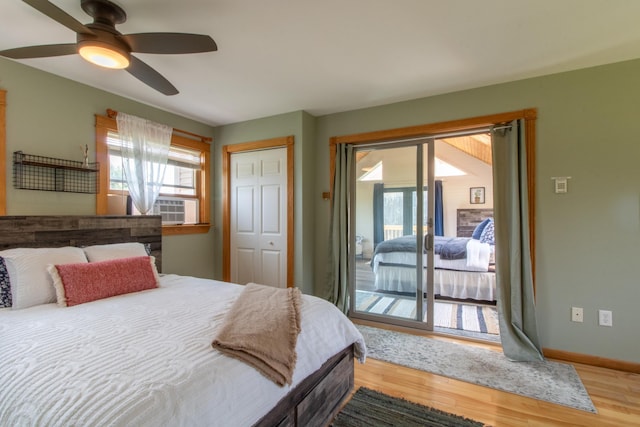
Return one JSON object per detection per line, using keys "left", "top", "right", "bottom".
{"left": 491, "top": 119, "right": 544, "bottom": 361}
{"left": 325, "top": 144, "right": 353, "bottom": 313}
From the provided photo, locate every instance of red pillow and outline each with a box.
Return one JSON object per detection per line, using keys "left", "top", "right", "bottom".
{"left": 48, "top": 256, "right": 159, "bottom": 307}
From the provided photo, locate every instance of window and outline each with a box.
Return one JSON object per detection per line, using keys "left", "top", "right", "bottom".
{"left": 95, "top": 113, "right": 211, "bottom": 235}
{"left": 107, "top": 131, "right": 201, "bottom": 224}
{"left": 383, "top": 187, "right": 427, "bottom": 238}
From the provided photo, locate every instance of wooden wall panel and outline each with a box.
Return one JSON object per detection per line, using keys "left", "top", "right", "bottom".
{"left": 456, "top": 208, "right": 494, "bottom": 237}
{"left": 0, "top": 215, "right": 162, "bottom": 271}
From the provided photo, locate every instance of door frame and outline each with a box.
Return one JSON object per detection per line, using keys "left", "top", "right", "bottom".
{"left": 222, "top": 135, "right": 295, "bottom": 287}
{"left": 330, "top": 108, "right": 537, "bottom": 285}
{"left": 349, "top": 140, "right": 434, "bottom": 330}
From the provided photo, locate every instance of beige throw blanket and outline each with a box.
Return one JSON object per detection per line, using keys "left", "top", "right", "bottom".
{"left": 212, "top": 283, "right": 302, "bottom": 386}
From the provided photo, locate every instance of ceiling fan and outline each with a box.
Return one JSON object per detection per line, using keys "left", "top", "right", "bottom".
{"left": 0, "top": 0, "right": 218, "bottom": 95}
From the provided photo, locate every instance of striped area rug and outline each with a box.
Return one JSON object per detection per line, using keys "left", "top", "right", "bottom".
{"left": 333, "top": 387, "right": 487, "bottom": 426}
{"left": 356, "top": 290, "right": 499, "bottom": 335}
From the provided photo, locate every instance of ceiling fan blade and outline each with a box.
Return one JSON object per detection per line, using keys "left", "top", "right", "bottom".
{"left": 121, "top": 33, "right": 217, "bottom": 54}
{"left": 127, "top": 56, "right": 179, "bottom": 96}
{"left": 23, "top": 0, "right": 95, "bottom": 35}
{"left": 0, "top": 43, "right": 77, "bottom": 59}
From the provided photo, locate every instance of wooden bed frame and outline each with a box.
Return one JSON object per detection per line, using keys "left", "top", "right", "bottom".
{"left": 0, "top": 215, "right": 162, "bottom": 269}
{"left": 0, "top": 215, "right": 354, "bottom": 427}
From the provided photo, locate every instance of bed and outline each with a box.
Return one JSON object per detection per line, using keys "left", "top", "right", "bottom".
{"left": 370, "top": 212, "right": 496, "bottom": 302}
{"left": 0, "top": 216, "right": 366, "bottom": 427}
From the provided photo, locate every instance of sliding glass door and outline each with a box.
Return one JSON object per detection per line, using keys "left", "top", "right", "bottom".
{"left": 351, "top": 140, "right": 435, "bottom": 330}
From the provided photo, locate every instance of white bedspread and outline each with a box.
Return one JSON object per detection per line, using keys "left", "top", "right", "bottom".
{"left": 371, "top": 244, "right": 492, "bottom": 273}
{"left": 372, "top": 264, "right": 496, "bottom": 301}
{"left": 0, "top": 275, "right": 366, "bottom": 427}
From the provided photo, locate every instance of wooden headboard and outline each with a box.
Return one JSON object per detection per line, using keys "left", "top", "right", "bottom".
{"left": 457, "top": 209, "right": 493, "bottom": 237}
{"left": 0, "top": 215, "right": 162, "bottom": 271}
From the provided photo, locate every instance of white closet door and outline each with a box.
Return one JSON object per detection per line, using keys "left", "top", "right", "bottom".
{"left": 230, "top": 147, "right": 287, "bottom": 287}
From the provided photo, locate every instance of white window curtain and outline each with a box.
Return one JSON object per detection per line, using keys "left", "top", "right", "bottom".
{"left": 116, "top": 113, "right": 173, "bottom": 215}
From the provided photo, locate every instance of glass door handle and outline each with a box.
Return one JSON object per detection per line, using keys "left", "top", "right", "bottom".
{"left": 424, "top": 233, "right": 433, "bottom": 251}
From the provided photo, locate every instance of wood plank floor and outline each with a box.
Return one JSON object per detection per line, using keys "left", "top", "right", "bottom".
{"left": 352, "top": 332, "right": 640, "bottom": 426}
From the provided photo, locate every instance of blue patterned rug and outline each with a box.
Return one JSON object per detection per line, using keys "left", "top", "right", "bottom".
{"left": 357, "top": 325, "right": 597, "bottom": 413}
{"left": 356, "top": 290, "right": 499, "bottom": 335}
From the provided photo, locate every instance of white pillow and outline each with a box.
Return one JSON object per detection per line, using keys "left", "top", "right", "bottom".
{"left": 83, "top": 242, "right": 149, "bottom": 262}
{"left": 0, "top": 247, "right": 88, "bottom": 309}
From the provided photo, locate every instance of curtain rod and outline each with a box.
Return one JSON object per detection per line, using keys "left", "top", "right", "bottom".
{"left": 352, "top": 126, "right": 493, "bottom": 149}
{"left": 106, "top": 109, "right": 212, "bottom": 143}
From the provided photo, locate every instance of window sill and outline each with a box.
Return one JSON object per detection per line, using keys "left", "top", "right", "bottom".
{"left": 162, "top": 223, "right": 211, "bottom": 236}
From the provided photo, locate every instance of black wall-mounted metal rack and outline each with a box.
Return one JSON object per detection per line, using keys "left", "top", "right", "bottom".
{"left": 13, "top": 151, "right": 99, "bottom": 194}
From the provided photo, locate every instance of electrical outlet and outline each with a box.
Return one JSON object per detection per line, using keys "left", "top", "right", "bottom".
{"left": 598, "top": 310, "right": 613, "bottom": 327}
{"left": 571, "top": 307, "right": 583, "bottom": 323}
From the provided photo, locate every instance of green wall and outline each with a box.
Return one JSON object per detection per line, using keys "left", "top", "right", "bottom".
{"left": 3, "top": 54, "right": 639, "bottom": 364}
{"left": 0, "top": 57, "right": 216, "bottom": 278}
{"left": 312, "top": 59, "right": 640, "bottom": 364}
{"left": 212, "top": 110, "right": 316, "bottom": 294}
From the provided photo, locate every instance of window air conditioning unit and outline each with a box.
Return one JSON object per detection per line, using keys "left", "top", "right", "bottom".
{"left": 128, "top": 196, "right": 186, "bottom": 225}
{"left": 152, "top": 197, "right": 186, "bottom": 225}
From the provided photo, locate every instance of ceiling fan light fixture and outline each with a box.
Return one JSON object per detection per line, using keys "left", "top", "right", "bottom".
{"left": 78, "top": 42, "right": 130, "bottom": 69}
{"left": 7, "top": 0, "right": 216, "bottom": 95}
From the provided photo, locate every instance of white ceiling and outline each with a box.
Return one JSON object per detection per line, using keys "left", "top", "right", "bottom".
{"left": 2, "top": 0, "right": 640, "bottom": 126}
